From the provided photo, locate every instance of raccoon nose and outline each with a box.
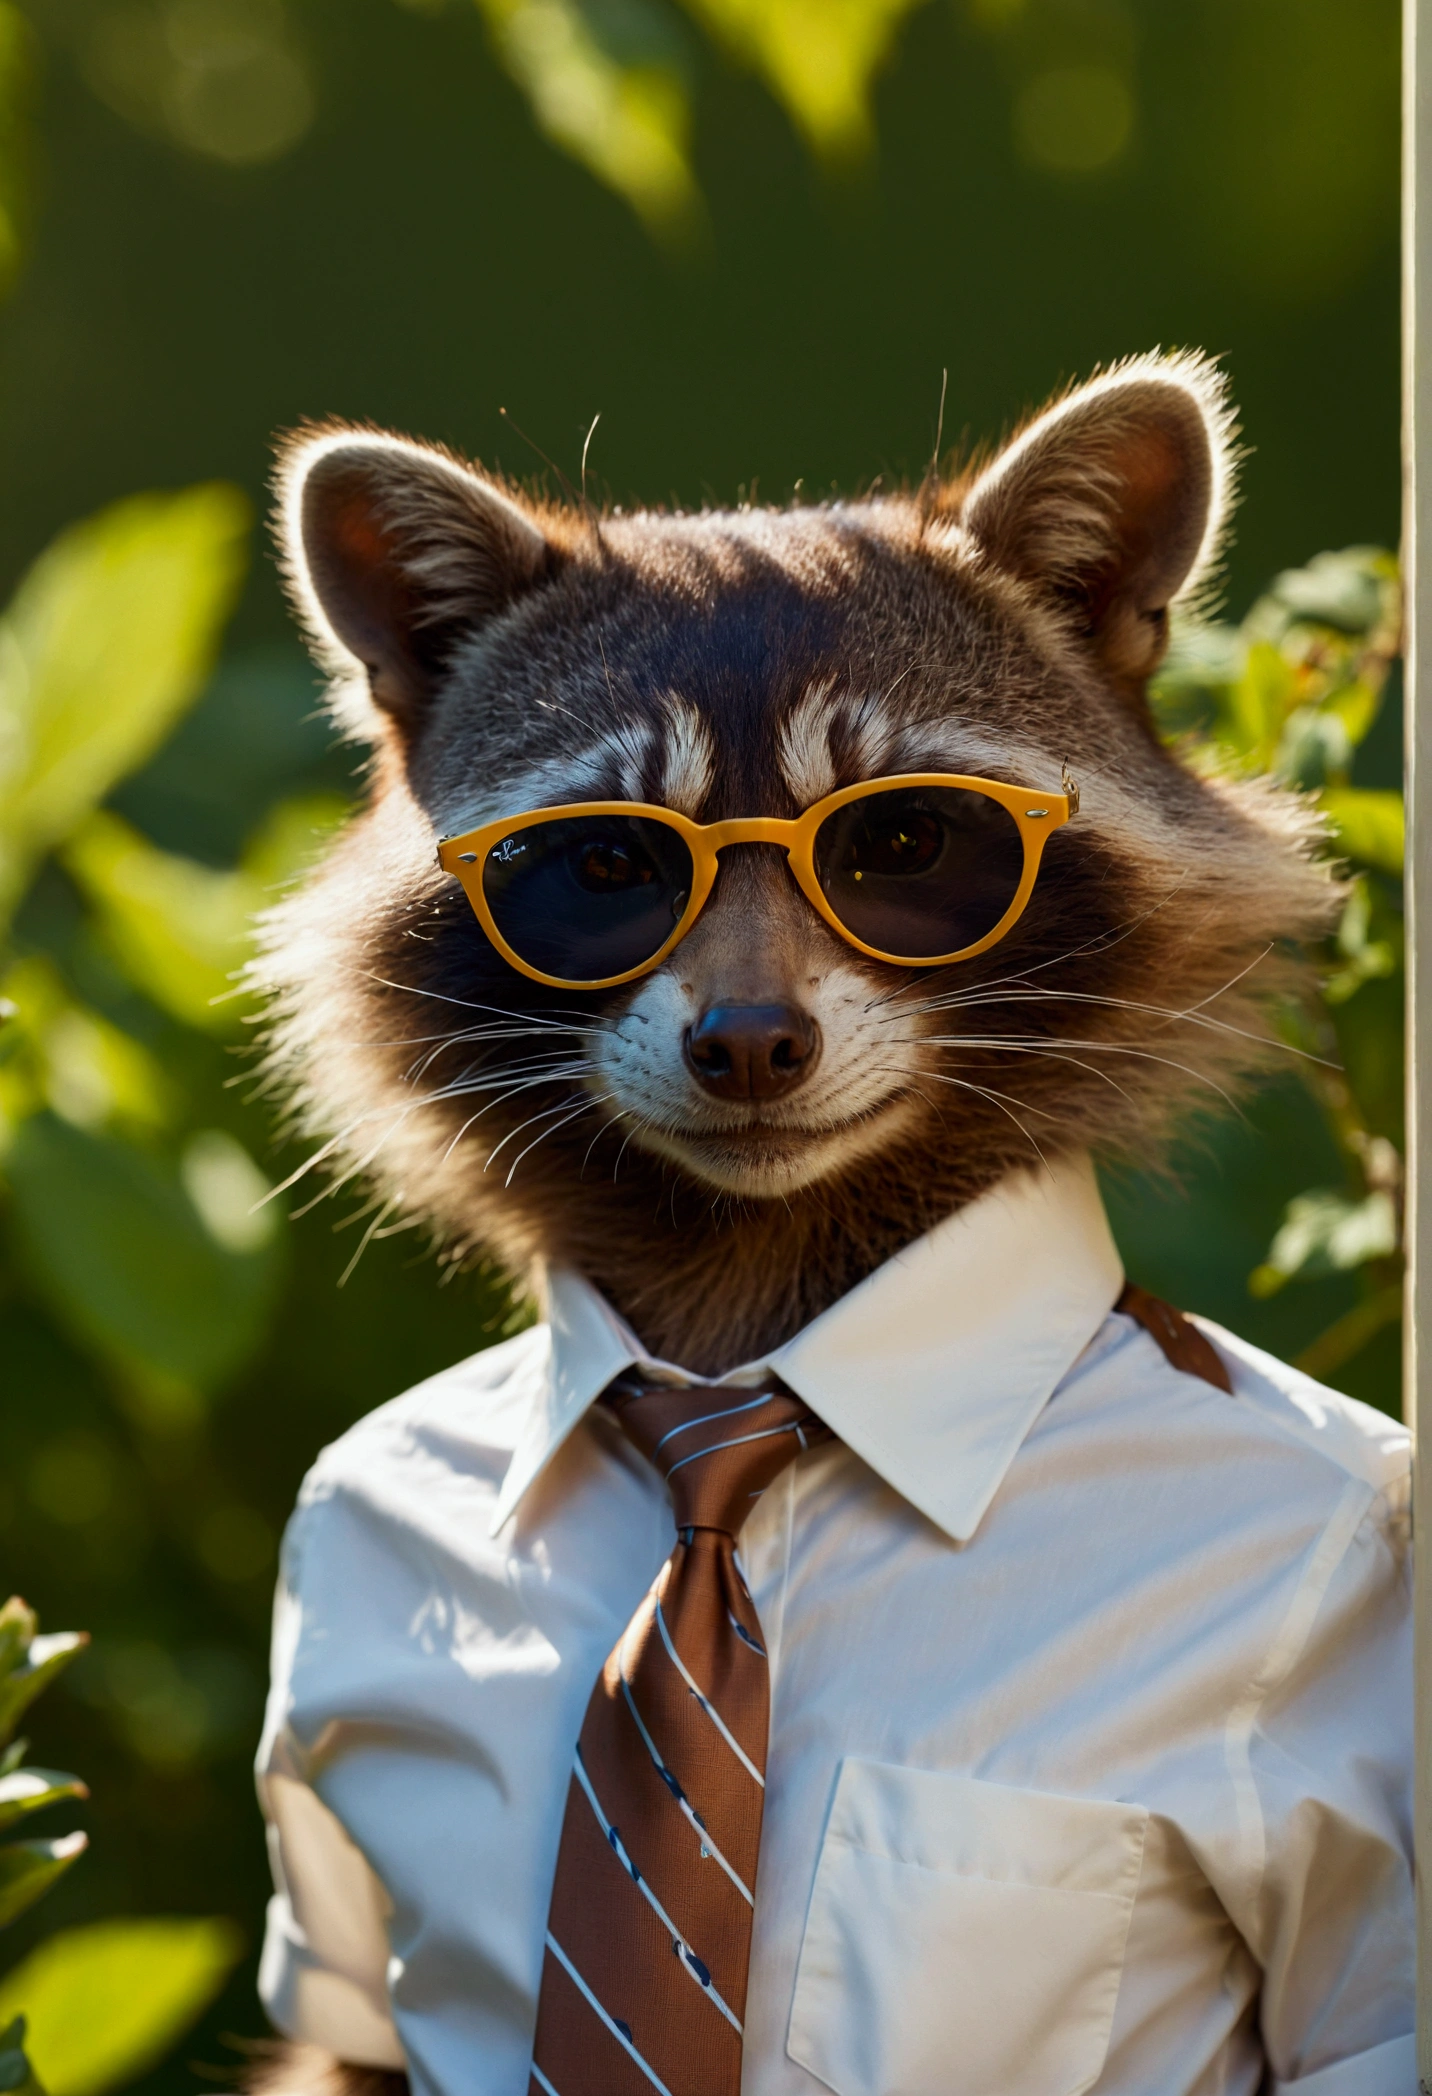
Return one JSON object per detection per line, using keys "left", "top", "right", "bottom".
{"left": 683, "top": 1003, "right": 819, "bottom": 1101}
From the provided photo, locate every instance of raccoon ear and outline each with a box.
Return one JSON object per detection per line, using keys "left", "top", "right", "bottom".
{"left": 959, "top": 354, "right": 1234, "bottom": 692}
{"left": 278, "top": 428, "right": 560, "bottom": 738}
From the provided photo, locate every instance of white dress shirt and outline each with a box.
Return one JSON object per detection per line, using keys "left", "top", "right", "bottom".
{"left": 256, "top": 1153, "right": 1414, "bottom": 2096}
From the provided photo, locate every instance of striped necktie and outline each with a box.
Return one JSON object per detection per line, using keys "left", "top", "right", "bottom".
{"left": 530, "top": 1377, "right": 832, "bottom": 2096}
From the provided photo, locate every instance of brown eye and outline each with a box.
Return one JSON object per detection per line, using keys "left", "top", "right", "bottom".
{"left": 844, "top": 807, "right": 945, "bottom": 880}
{"left": 573, "top": 839, "right": 656, "bottom": 893}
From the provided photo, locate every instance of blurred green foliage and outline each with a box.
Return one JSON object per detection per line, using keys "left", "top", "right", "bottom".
{"left": 0, "top": 0, "right": 1405, "bottom": 2088}
{"left": 0, "top": 457, "right": 507, "bottom": 2088}
{"left": 1152, "top": 548, "right": 1405, "bottom": 1383}
{"left": 0, "top": 1597, "right": 239, "bottom": 2096}
{"left": 0, "top": 1917, "right": 243, "bottom": 2096}
{"left": 0, "top": 1597, "right": 88, "bottom": 1942}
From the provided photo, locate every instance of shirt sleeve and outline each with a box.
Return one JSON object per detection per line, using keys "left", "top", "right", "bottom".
{"left": 255, "top": 1565, "right": 407, "bottom": 2070}
{"left": 1239, "top": 1473, "right": 1414, "bottom": 2092}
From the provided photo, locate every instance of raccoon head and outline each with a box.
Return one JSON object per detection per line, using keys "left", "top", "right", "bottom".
{"left": 258, "top": 356, "right": 1336, "bottom": 1372}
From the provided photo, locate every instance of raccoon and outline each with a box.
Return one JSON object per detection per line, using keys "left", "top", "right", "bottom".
{"left": 258, "top": 351, "right": 1331, "bottom": 1374}
{"left": 250, "top": 353, "right": 1348, "bottom": 2096}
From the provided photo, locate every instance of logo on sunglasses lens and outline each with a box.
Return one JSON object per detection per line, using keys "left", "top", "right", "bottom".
{"left": 490, "top": 836, "right": 527, "bottom": 866}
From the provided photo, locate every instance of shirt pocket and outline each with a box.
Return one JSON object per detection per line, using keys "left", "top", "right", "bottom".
{"left": 786, "top": 1760, "right": 1148, "bottom": 2096}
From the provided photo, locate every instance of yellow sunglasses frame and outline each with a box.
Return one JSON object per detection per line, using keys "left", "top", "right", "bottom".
{"left": 436, "top": 769, "right": 1078, "bottom": 991}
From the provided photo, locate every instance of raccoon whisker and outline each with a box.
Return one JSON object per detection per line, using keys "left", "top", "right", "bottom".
{"left": 481, "top": 1095, "right": 600, "bottom": 1172}
{"left": 406, "top": 1031, "right": 596, "bottom": 1078}
{"left": 930, "top": 993, "right": 1308, "bottom": 1081}
{"left": 507, "top": 1106, "right": 603, "bottom": 1190}
{"left": 266, "top": 1097, "right": 429, "bottom": 1210}
{"left": 869, "top": 878, "right": 1202, "bottom": 1020}
{"left": 414, "top": 1024, "right": 599, "bottom": 1045}
{"left": 878, "top": 1064, "right": 1062, "bottom": 1125}
{"left": 365, "top": 975, "right": 616, "bottom": 1034}
{"left": 1173, "top": 943, "right": 1276, "bottom": 1023}
{"left": 882, "top": 1066, "right": 1054, "bottom": 1172}
{"left": 435, "top": 1067, "right": 599, "bottom": 1159}
{"left": 264, "top": 1126, "right": 350, "bottom": 1203}
{"left": 875, "top": 659, "right": 922, "bottom": 713}
{"left": 929, "top": 986, "right": 1334, "bottom": 1066}
{"left": 336, "top": 1196, "right": 401, "bottom": 1287}
{"left": 536, "top": 693, "right": 606, "bottom": 736}
{"left": 503, "top": 1096, "right": 611, "bottom": 1188}
{"left": 595, "top": 627, "right": 626, "bottom": 730}
{"left": 289, "top": 1103, "right": 425, "bottom": 1217}
{"left": 409, "top": 1041, "right": 587, "bottom": 1082}
{"left": 581, "top": 1109, "right": 634, "bottom": 1175}
{"left": 351, "top": 1026, "right": 573, "bottom": 1075}
{"left": 284, "top": 1048, "right": 585, "bottom": 1213}
{"left": 427, "top": 1074, "right": 594, "bottom": 1114}
{"left": 903, "top": 981, "right": 1229, "bottom": 1034}
{"left": 926, "top": 1044, "right": 1136, "bottom": 1104}
{"left": 400, "top": 1023, "right": 595, "bottom": 1043}
{"left": 430, "top": 1058, "right": 597, "bottom": 1103}
{"left": 897, "top": 922, "right": 1275, "bottom": 1033}
{"left": 918, "top": 1034, "right": 1239, "bottom": 1109}
{"left": 422, "top": 1057, "right": 595, "bottom": 1102}
{"left": 330, "top": 1187, "right": 392, "bottom": 1233}
{"left": 612, "top": 1117, "right": 649, "bottom": 1182}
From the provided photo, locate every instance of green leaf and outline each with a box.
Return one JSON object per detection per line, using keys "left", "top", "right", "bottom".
{"left": 56, "top": 796, "right": 349, "bottom": 1036}
{"left": 1249, "top": 1187, "right": 1399, "bottom": 1296}
{"left": 61, "top": 812, "right": 259, "bottom": 1033}
{"left": 241, "top": 792, "right": 350, "bottom": 891}
{"left": 1222, "top": 639, "right": 1295, "bottom": 765}
{"left": 0, "top": 1917, "right": 242, "bottom": 2096}
{"left": 1148, "top": 620, "right": 1241, "bottom": 744}
{"left": 0, "top": 1607, "right": 34, "bottom": 1686}
{"left": 1321, "top": 786, "right": 1405, "bottom": 874}
{"left": 4, "top": 1115, "right": 284, "bottom": 1394}
{"left": 474, "top": 0, "right": 700, "bottom": 240}
{"left": 1262, "top": 545, "right": 1398, "bottom": 638}
{"left": 676, "top": 0, "right": 925, "bottom": 161}
{"left": 1275, "top": 702, "right": 1352, "bottom": 789}
{"left": 0, "top": 1636, "right": 88, "bottom": 1753}
{"left": 0, "top": 1771, "right": 87, "bottom": 1833}
{"left": 0, "top": 957, "right": 172, "bottom": 1146}
{"left": 0, "top": 1833, "right": 86, "bottom": 1928}
{"left": 0, "top": 484, "right": 250, "bottom": 924}
{"left": 1322, "top": 675, "right": 1382, "bottom": 752}
{"left": 0, "top": 2015, "right": 42, "bottom": 2096}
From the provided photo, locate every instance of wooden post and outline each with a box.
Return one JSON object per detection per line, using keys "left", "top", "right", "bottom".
{"left": 1406, "top": 0, "right": 1431, "bottom": 2080}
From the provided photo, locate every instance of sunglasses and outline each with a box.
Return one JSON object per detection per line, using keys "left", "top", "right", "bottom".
{"left": 436, "top": 769, "right": 1078, "bottom": 991}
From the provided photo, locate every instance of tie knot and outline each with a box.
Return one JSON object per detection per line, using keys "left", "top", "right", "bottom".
{"left": 604, "top": 1377, "right": 830, "bottom": 1534}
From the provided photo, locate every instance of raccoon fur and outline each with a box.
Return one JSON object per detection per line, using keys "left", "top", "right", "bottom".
{"left": 250, "top": 352, "right": 1338, "bottom": 2093}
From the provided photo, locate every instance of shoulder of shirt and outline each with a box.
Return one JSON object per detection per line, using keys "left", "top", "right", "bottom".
{"left": 1082, "top": 1304, "right": 1410, "bottom": 1506}
{"left": 296, "top": 1321, "right": 552, "bottom": 1501}
{"left": 1198, "top": 1315, "right": 1409, "bottom": 1499}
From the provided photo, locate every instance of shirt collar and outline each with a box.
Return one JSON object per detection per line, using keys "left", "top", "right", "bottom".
{"left": 491, "top": 1151, "right": 1124, "bottom": 1542}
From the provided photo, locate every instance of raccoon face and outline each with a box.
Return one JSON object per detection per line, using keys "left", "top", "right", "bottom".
{"left": 258, "top": 356, "right": 1336, "bottom": 1369}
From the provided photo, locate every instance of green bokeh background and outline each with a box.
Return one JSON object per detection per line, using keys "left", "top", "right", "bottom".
{"left": 0, "top": 0, "right": 1406, "bottom": 2086}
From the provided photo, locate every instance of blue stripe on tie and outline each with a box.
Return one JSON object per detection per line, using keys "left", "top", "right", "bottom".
{"left": 654, "top": 1600, "right": 765, "bottom": 1787}
{"left": 663, "top": 1422, "right": 803, "bottom": 1481}
{"left": 572, "top": 1748, "right": 743, "bottom": 2035}
{"left": 652, "top": 1391, "right": 780, "bottom": 1454}
{"left": 617, "top": 1634, "right": 754, "bottom": 1905}
{"left": 531, "top": 2069, "right": 560, "bottom": 2096}
{"left": 727, "top": 1610, "right": 766, "bottom": 1657}
{"left": 544, "top": 1932, "right": 675, "bottom": 2096}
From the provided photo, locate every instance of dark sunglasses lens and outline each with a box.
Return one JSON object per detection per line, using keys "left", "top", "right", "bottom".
{"left": 813, "top": 786, "right": 1028, "bottom": 958}
{"left": 480, "top": 814, "right": 695, "bottom": 981}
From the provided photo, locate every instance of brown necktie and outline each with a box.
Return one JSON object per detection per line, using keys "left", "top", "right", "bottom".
{"left": 530, "top": 1378, "right": 831, "bottom": 2096}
